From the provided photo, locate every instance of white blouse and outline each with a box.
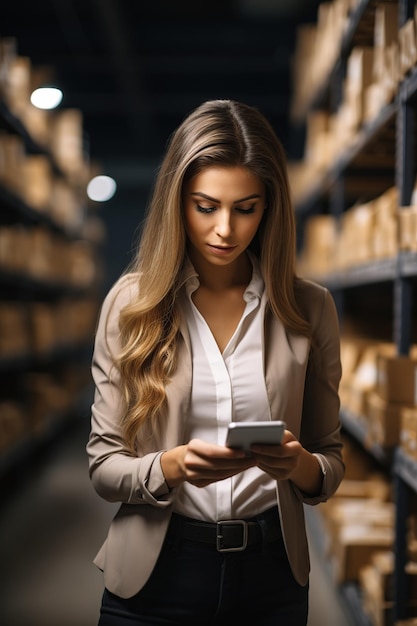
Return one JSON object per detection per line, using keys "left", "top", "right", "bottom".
{"left": 174, "top": 256, "right": 278, "bottom": 522}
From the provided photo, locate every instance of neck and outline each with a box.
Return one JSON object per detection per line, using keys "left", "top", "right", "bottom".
{"left": 189, "top": 252, "right": 252, "bottom": 292}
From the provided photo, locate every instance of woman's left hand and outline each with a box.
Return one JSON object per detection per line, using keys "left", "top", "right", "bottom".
{"left": 250, "top": 430, "right": 323, "bottom": 496}
{"left": 250, "top": 430, "right": 302, "bottom": 481}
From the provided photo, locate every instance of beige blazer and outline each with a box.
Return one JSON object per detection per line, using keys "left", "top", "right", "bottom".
{"left": 87, "top": 273, "right": 344, "bottom": 599}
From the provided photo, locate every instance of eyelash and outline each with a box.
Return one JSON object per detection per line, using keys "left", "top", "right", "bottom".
{"left": 195, "top": 204, "right": 256, "bottom": 215}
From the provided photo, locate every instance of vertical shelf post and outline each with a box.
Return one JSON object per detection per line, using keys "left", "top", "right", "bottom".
{"left": 394, "top": 471, "right": 410, "bottom": 621}
{"left": 393, "top": 2, "right": 417, "bottom": 620}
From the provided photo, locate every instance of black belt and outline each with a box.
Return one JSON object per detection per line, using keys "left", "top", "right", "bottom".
{"left": 170, "top": 506, "right": 281, "bottom": 553}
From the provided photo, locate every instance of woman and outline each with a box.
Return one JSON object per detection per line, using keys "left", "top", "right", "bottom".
{"left": 87, "top": 99, "right": 344, "bottom": 625}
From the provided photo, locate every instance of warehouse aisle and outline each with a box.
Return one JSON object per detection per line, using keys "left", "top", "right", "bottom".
{"left": 0, "top": 413, "right": 353, "bottom": 626}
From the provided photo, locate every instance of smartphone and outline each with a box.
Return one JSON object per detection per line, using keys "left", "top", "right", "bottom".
{"left": 225, "top": 421, "right": 286, "bottom": 451}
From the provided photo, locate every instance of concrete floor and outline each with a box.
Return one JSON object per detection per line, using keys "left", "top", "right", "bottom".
{"left": 0, "top": 414, "right": 354, "bottom": 626}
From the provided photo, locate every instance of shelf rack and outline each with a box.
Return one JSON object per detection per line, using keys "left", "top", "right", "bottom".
{"left": 292, "top": 0, "right": 417, "bottom": 622}
{"left": 0, "top": 93, "right": 102, "bottom": 478}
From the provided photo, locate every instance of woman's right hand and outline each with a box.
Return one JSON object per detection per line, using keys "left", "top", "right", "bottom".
{"left": 161, "top": 439, "right": 256, "bottom": 489}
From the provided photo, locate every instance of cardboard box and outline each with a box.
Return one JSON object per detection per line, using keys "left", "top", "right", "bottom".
{"left": 323, "top": 498, "right": 394, "bottom": 584}
{"left": 299, "top": 214, "right": 337, "bottom": 277}
{"left": 364, "top": 82, "right": 388, "bottom": 123}
{"left": 51, "top": 179, "right": 83, "bottom": 230}
{"left": 383, "top": 41, "right": 400, "bottom": 101}
{"left": 0, "top": 37, "right": 17, "bottom": 98}
{"left": 0, "top": 304, "right": 30, "bottom": 356}
{"left": 347, "top": 47, "right": 374, "bottom": 93}
{"left": 399, "top": 18, "right": 417, "bottom": 77}
{"left": 399, "top": 206, "right": 417, "bottom": 252}
{"left": 4, "top": 55, "right": 31, "bottom": 116}
{"left": 377, "top": 355, "right": 417, "bottom": 405}
{"left": 336, "top": 202, "right": 375, "bottom": 268}
{"left": 50, "top": 109, "right": 84, "bottom": 176}
{"left": 333, "top": 477, "right": 391, "bottom": 502}
{"left": 291, "top": 25, "right": 317, "bottom": 120}
{"left": 373, "top": 3, "right": 399, "bottom": 82}
{"left": 305, "top": 110, "right": 331, "bottom": 170}
{"left": 345, "top": 47, "right": 374, "bottom": 128}
{"left": 371, "top": 551, "right": 394, "bottom": 599}
{"left": 358, "top": 551, "right": 417, "bottom": 626}
{"left": 366, "top": 391, "right": 408, "bottom": 447}
{"left": 21, "top": 155, "right": 53, "bottom": 211}
{"left": 348, "top": 346, "right": 382, "bottom": 414}
{"left": 360, "top": 562, "right": 393, "bottom": 626}
{"left": 0, "top": 134, "right": 25, "bottom": 193}
{"left": 332, "top": 523, "right": 393, "bottom": 583}
{"left": 400, "top": 407, "right": 417, "bottom": 460}
{"left": 30, "top": 304, "right": 57, "bottom": 354}
{"left": 373, "top": 188, "right": 399, "bottom": 259}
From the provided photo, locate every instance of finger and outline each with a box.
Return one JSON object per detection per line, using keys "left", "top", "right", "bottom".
{"left": 188, "top": 438, "right": 248, "bottom": 460}
{"left": 184, "top": 453, "right": 249, "bottom": 474}
{"left": 251, "top": 440, "right": 301, "bottom": 458}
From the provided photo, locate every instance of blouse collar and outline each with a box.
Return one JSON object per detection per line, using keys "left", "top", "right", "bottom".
{"left": 181, "top": 252, "right": 264, "bottom": 302}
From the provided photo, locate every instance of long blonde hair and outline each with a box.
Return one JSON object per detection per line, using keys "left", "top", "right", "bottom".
{"left": 116, "top": 99, "right": 311, "bottom": 449}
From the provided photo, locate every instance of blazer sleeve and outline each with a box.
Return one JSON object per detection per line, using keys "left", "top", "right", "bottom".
{"left": 86, "top": 275, "right": 175, "bottom": 508}
{"left": 296, "top": 284, "right": 344, "bottom": 505}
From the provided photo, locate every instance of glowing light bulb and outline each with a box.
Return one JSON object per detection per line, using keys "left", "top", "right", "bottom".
{"left": 30, "top": 87, "right": 63, "bottom": 110}
{"left": 87, "top": 175, "right": 117, "bottom": 202}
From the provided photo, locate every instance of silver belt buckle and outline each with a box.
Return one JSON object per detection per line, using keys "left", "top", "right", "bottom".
{"left": 216, "top": 519, "right": 248, "bottom": 552}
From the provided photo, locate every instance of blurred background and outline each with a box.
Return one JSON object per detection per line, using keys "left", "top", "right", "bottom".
{"left": 1, "top": 0, "right": 322, "bottom": 291}
{"left": 2, "top": 1, "right": 417, "bottom": 625}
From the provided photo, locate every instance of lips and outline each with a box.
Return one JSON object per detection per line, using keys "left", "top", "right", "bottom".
{"left": 207, "top": 244, "right": 237, "bottom": 255}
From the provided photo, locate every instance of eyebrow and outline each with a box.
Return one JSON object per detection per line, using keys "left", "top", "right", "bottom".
{"left": 190, "top": 192, "right": 262, "bottom": 204}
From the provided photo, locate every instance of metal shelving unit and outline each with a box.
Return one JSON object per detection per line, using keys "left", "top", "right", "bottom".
{"left": 293, "top": 0, "right": 417, "bottom": 622}
{"left": 0, "top": 97, "right": 101, "bottom": 478}
{"left": 393, "top": 448, "right": 417, "bottom": 621}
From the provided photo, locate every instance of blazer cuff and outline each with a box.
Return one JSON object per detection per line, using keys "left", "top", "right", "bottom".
{"left": 143, "top": 452, "right": 172, "bottom": 501}
{"left": 291, "top": 453, "right": 330, "bottom": 505}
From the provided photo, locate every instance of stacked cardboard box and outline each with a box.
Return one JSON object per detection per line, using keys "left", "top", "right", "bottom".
{"left": 337, "top": 200, "right": 377, "bottom": 269}
{"left": 0, "top": 304, "right": 30, "bottom": 358}
{"left": 318, "top": 446, "right": 394, "bottom": 585}
{"left": 289, "top": 1, "right": 417, "bottom": 203}
{"left": 0, "top": 132, "right": 86, "bottom": 229}
{"left": 339, "top": 47, "right": 375, "bottom": 139}
{"left": 0, "top": 37, "right": 104, "bottom": 476}
{"left": 0, "top": 39, "right": 86, "bottom": 174}
{"left": 364, "top": 2, "right": 400, "bottom": 123}
{"left": 30, "top": 299, "right": 99, "bottom": 356}
{"left": 337, "top": 187, "right": 399, "bottom": 267}
{"left": 400, "top": 408, "right": 417, "bottom": 460}
{"left": 0, "top": 225, "right": 100, "bottom": 289}
{"left": 340, "top": 337, "right": 417, "bottom": 448}
{"left": 368, "top": 354, "right": 417, "bottom": 447}
{"left": 297, "top": 187, "right": 400, "bottom": 278}
{"left": 297, "top": 214, "right": 337, "bottom": 278}
{"left": 291, "top": 0, "right": 352, "bottom": 121}
{"left": 26, "top": 373, "right": 73, "bottom": 434}
{"left": 398, "top": 8, "right": 417, "bottom": 79}
{"left": 399, "top": 180, "right": 417, "bottom": 253}
{"left": 0, "top": 36, "right": 97, "bottom": 236}
{"left": 359, "top": 523, "right": 417, "bottom": 624}
{"left": 359, "top": 552, "right": 394, "bottom": 626}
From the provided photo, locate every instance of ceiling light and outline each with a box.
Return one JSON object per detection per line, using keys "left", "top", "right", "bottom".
{"left": 87, "top": 175, "right": 117, "bottom": 202}
{"left": 30, "top": 86, "right": 63, "bottom": 110}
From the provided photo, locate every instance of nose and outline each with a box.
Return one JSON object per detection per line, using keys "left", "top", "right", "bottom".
{"left": 214, "top": 208, "right": 233, "bottom": 239}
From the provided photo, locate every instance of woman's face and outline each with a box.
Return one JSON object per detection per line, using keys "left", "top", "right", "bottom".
{"left": 183, "top": 166, "right": 266, "bottom": 270}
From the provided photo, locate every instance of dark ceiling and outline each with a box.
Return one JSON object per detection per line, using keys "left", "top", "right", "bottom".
{"left": 1, "top": 1, "right": 320, "bottom": 188}
{"left": 2, "top": 1, "right": 321, "bottom": 285}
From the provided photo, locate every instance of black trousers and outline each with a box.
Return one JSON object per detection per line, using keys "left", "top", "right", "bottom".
{"left": 98, "top": 508, "right": 309, "bottom": 626}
